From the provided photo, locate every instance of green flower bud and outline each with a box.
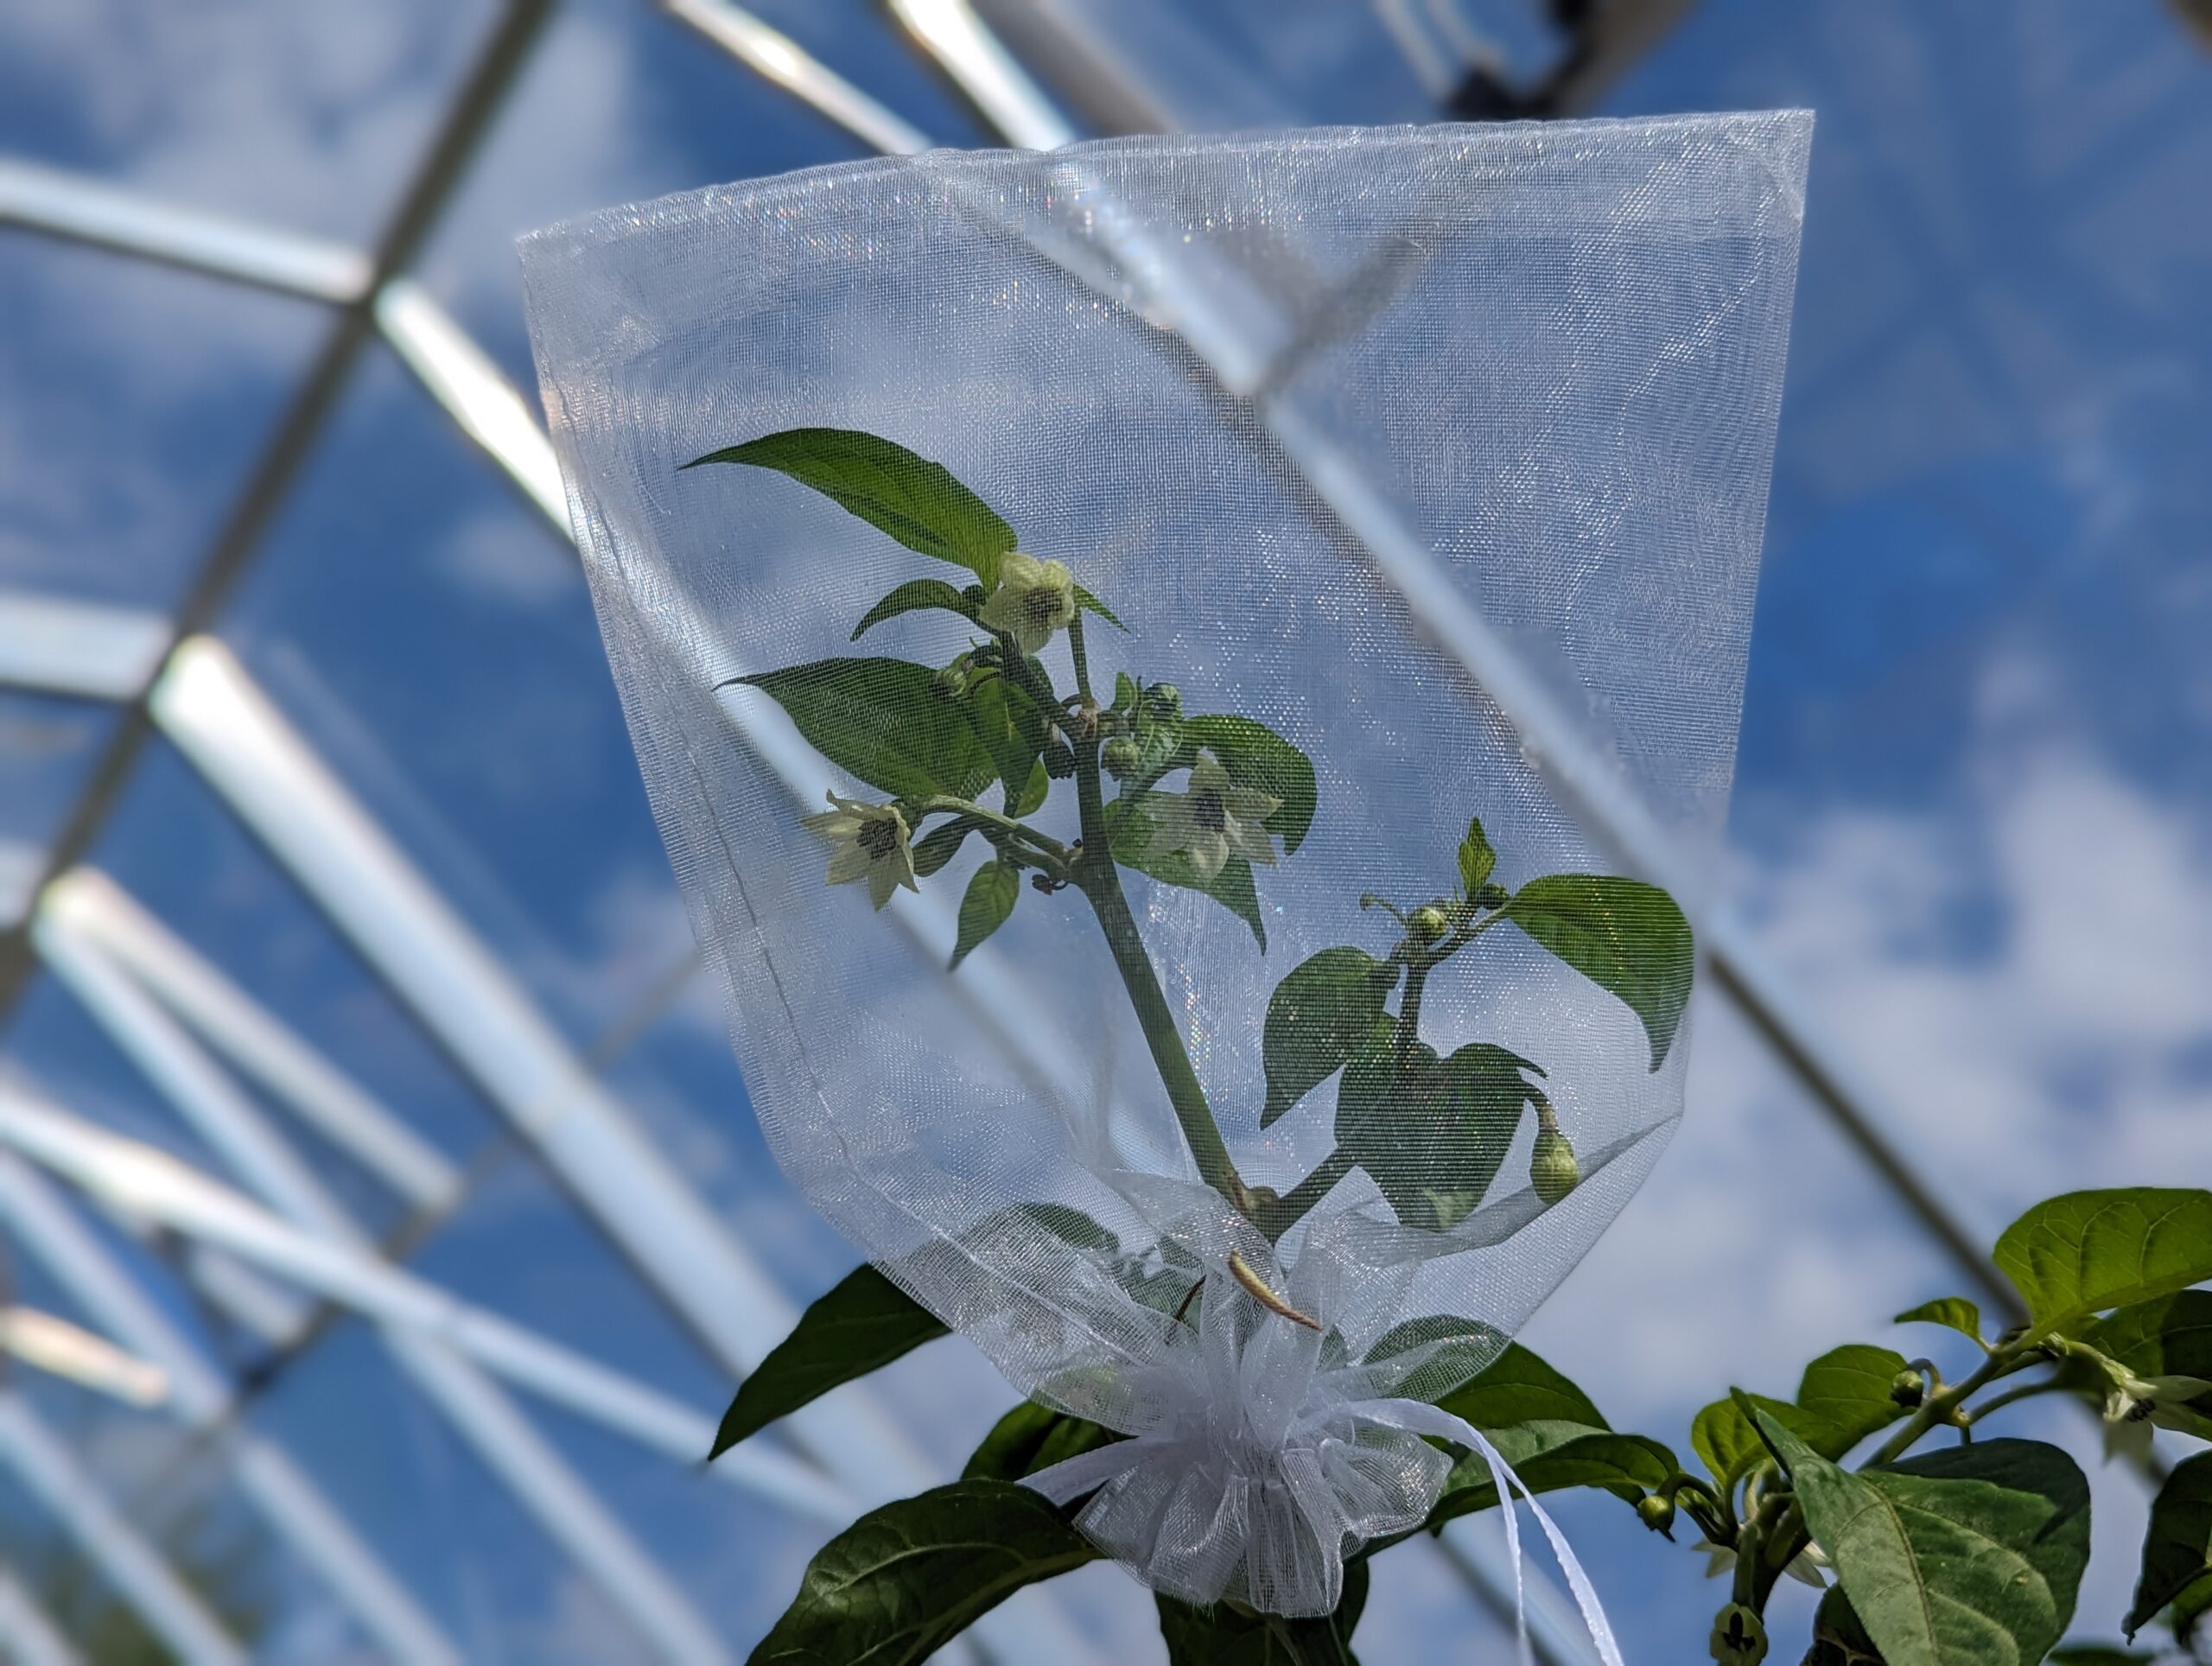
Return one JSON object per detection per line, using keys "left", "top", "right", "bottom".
{"left": 931, "top": 662, "right": 970, "bottom": 698}
{"left": 1100, "top": 737, "right": 1141, "bottom": 779}
{"left": 1635, "top": 1492, "right": 1676, "bottom": 1534}
{"left": 1145, "top": 683, "right": 1182, "bottom": 721}
{"left": 1530, "top": 1103, "right": 1579, "bottom": 1206}
{"left": 1709, "top": 1602, "right": 1766, "bottom": 1665}
{"left": 1889, "top": 1369, "right": 1926, "bottom": 1409}
{"left": 1408, "top": 905, "right": 1450, "bottom": 945}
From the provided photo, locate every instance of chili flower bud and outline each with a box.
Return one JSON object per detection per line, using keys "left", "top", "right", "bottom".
{"left": 1635, "top": 1492, "right": 1676, "bottom": 1533}
{"left": 1408, "top": 905, "right": 1449, "bottom": 945}
{"left": 1145, "top": 683, "right": 1182, "bottom": 721}
{"left": 1529, "top": 1100, "right": 1579, "bottom": 1206}
{"left": 1889, "top": 1370, "right": 1925, "bottom": 1409}
{"left": 931, "top": 662, "right": 970, "bottom": 698}
{"left": 1101, "top": 737, "right": 1141, "bottom": 779}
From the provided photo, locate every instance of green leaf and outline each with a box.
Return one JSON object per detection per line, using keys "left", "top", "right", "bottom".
{"left": 1427, "top": 1428, "right": 1675, "bottom": 1528}
{"left": 1692, "top": 1346, "right": 1911, "bottom": 1494}
{"left": 684, "top": 428, "right": 1015, "bottom": 582}
{"left": 1157, "top": 1560, "right": 1367, "bottom": 1665}
{"left": 1072, "top": 585, "right": 1126, "bottom": 632}
{"left": 1180, "top": 715, "right": 1318, "bottom": 856}
{"left": 711, "top": 1266, "right": 945, "bottom": 1459}
{"left": 1794, "top": 1343, "right": 1915, "bottom": 1454}
{"left": 2087, "top": 1290, "right": 2212, "bottom": 1398}
{"left": 728, "top": 658, "right": 995, "bottom": 802}
{"left": 1502, "top": 874, "right": 1694, "bottom": 1071}
{"left": 951, "top": 861, "right": 1020, "bottom": 970}
{"left": 1457, "top": 817, "right": 1497, "bottom": 900}
{"left": 963, "top": 1402, "right": 1118, "bottom": 1483}
{"left": 1108, "top": 794, "right": 1268, "bottom": 947}
{"left": 747, "top": 1479, "right": 1094, "bottom": 1665}
{"left": 1260, "top": 948, "right": 1396, "bottom": 1128}
{"left": 1433, "top": 1341, "right": 1610, "bottom": 1431}
{"left": 1758, "top": 1413, "right": 2091, "bottom": 1666}
{"left": 1337, "top": 1028, "right": 1536, "bottom": 1232}
{"left": 965, "top": 675, "right": 1048, "bottom": 809}
{"left": 1896, "top": 1298, "right": 1986, "bottom": 1345}
{"left": 911, "top": 817, "right": 979, "bottom": 878}
{"left": 1808, "top": 1587, "right": 1883, "bottom": 1664}
{"left": 1010, "top": 757, "right": 1050, "bottom": 817}
{"left": 851, "top": 578, "right": 982, "bottom": 639}
{"left": 1363, "top": 1316, "right": 1510, "bottom": 1406}
{"left": 2128, "top": 1451, "right": 2212, "bottom": 1637}
{"left": 1994, "top": 1189, "right": 2212, "bottom": 1338}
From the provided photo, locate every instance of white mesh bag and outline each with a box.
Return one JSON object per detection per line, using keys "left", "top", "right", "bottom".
{"left": 521, "top": 112, "right": 1810, "bottom": 1625}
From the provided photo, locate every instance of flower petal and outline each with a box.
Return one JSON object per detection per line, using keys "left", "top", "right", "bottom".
{"left": 824, "top": 843, "right": 872, "bottom": 884}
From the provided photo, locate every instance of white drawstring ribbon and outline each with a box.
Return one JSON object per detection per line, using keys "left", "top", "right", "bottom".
{"left": 1021, "top": 1281, "right": 1624, "bottom": 1661}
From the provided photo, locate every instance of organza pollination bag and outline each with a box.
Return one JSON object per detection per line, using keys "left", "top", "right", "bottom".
{"left": 522, "top": 113, "right": 1809, "bottom": 1626}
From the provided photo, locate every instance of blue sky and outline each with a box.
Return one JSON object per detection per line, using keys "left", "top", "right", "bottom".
{"left": 3, "top": 0, "right": 2210, "bottom": 1659}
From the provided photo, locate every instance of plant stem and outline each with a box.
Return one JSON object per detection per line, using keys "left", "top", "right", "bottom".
{"left": 1256, "top": 1148, "right": 1356, "bottom": 1240}
{"left": 1065, "top": 645, "right": 1246, "bottom": 1210}
{"left": 1864, "top": 1344, "right": 2026, "bottom": 1468}
{"left": 1395, "top": 962, "right": 1430, "bottom": 1071}
{"left": 1066, "top": 611, "right": 1094, "bottom": 703}
{"left": 915, "top": 796, "right": 1070, "bottom": 867}
{"left": 1961, "top": 1376, "right": 2061, "bottom": 1427}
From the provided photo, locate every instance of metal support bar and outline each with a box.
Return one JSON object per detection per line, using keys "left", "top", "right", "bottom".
{"left": 0, "top": 1056, "right": 847, "bottom": 1528}
{"left": 0, "top": 1392, "right": 248, "bottom": 1666}
{"left": 0, "top": 594, "right": 171, "bottom": 703}
{"left": 664, "top": 0, "right": 931, "bottom": 156}
{"left": 41, "top": 869, "right": 461, "bottom": 1215}
{"left": 0, "top": 1305, "right": 168, "bottom": 1407}
{"left": 0, "top": 1566, "right": 82, "bottom": 1666}
{"left": 0, "top": 1149, "right": 467, "bottom": 1666}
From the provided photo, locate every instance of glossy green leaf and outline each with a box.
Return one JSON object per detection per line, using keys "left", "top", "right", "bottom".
{"left": 951, "top": 861, "right": 1020, "bottom": 970}
{"left": 1457, "top": 816, "right": 1497, "bottom": 900}
{"left": 1896, "top": 1298, "right": 1986, "bottom": 1345}
{"left": 963, "top": 674, "right": 1049, "bottom": 811}
{"left": 1794, "top": 1343, "right": 1915, "bottom": 1453}
{"left": 685, "top": 428, "right": 1016, "bottom": 582}
{"left": 1156, "top": 1559, "right": 1366, "bottom": 1665}
{"left": 1993, "top": 1189, "right": 2212, "bottom": 1337}
{"left": 1363, "top": 1316, "right": 1509, "bottom": 1407}
{"left": 1179, "top": 714, "right": 1318, "bottom": 856}
{"left": 1338, "top": 1029, "right": 1535, "bottom": 1232}
{"left": 2128, "top": 1451, "right": 2212, "bottom": 1637}
{"left": 1108, "top": 794, "right": 1267, "bottom": 947}
{"left": 1260, "top": 948, "right": 1395, "bottom": 1127}
{"left": 1503, "top": 874, "right": 1693, "bottom": 1071}
{"left": 747, "top": 1479, "right": 1095, "bottom": 1665}
{"left": 2087, "top": 1291, "right": 2212, "bottom": 1403}
{"left": 727, "top": 658, "right": 995, "bottom": 802}
{"left": 851, "top": 578, "right": 982, "bottom": 639}
{"left": 1691, "top": 1346, "right": 1910, "bottom": 1494}
{"left": 963, "top": 1402, "right": 1118, "bottom": 1483}
{"left": 1427, "top": 1427, "right": 1675, "bottom": 1528}
{"left": 711, "top": 1266, "right": 945, "bottom": 1459}
{"left": 1758, "top": 1414, "right": 2090, "bottom": 1666}
{"left": 1433, "top": 1341, "right": 1610, "bottom": 1431}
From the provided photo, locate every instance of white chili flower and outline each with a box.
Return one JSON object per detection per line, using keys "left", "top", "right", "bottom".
{"left": 1145, "top": 754, "right": 1281, "bottom": 881}
{"left": 800, "top": 792, "right": 918, "bottom": 910}
{"left": 2100, "top": 1368, "right": 2212, "bottom": 1464}
{"left": 977, "top": 551, "right": 1077, "bottom": 653}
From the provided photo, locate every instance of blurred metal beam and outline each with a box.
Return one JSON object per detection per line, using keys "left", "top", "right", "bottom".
{"left": 0, "top": 595, "right": 170, "bottom": 703}
{"left": 0, "top": 156, "right": 372, "bottom": 302}
{"left": 0, "top": 1392, "right": 248, "bottom": 1666}
{"left": 0, "top": 1149, "right": 467, "bottom": 1666}
{"left": 42, "top": 870, "right": 461, "bottom": 1215}
{"left": 0, "top": 1566, "right": 81, "bottom": 1666}
{"left": 887, "top": 0, "right": 1077, "bottom": 148}
{"left": 0, "top": 1305, "right": 168, "bottom": 1407}
{"left": 0, "top": 0, "right": 555, "bottom": 1018}
{"left": 0, "top": 1085, "right": 848, "bottom": 1529}
{"left": 664, "top": 0, "right": 931, "bottom": 155}
{"left": 35, "top": 904, "right": 793, "bottom": 1664}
